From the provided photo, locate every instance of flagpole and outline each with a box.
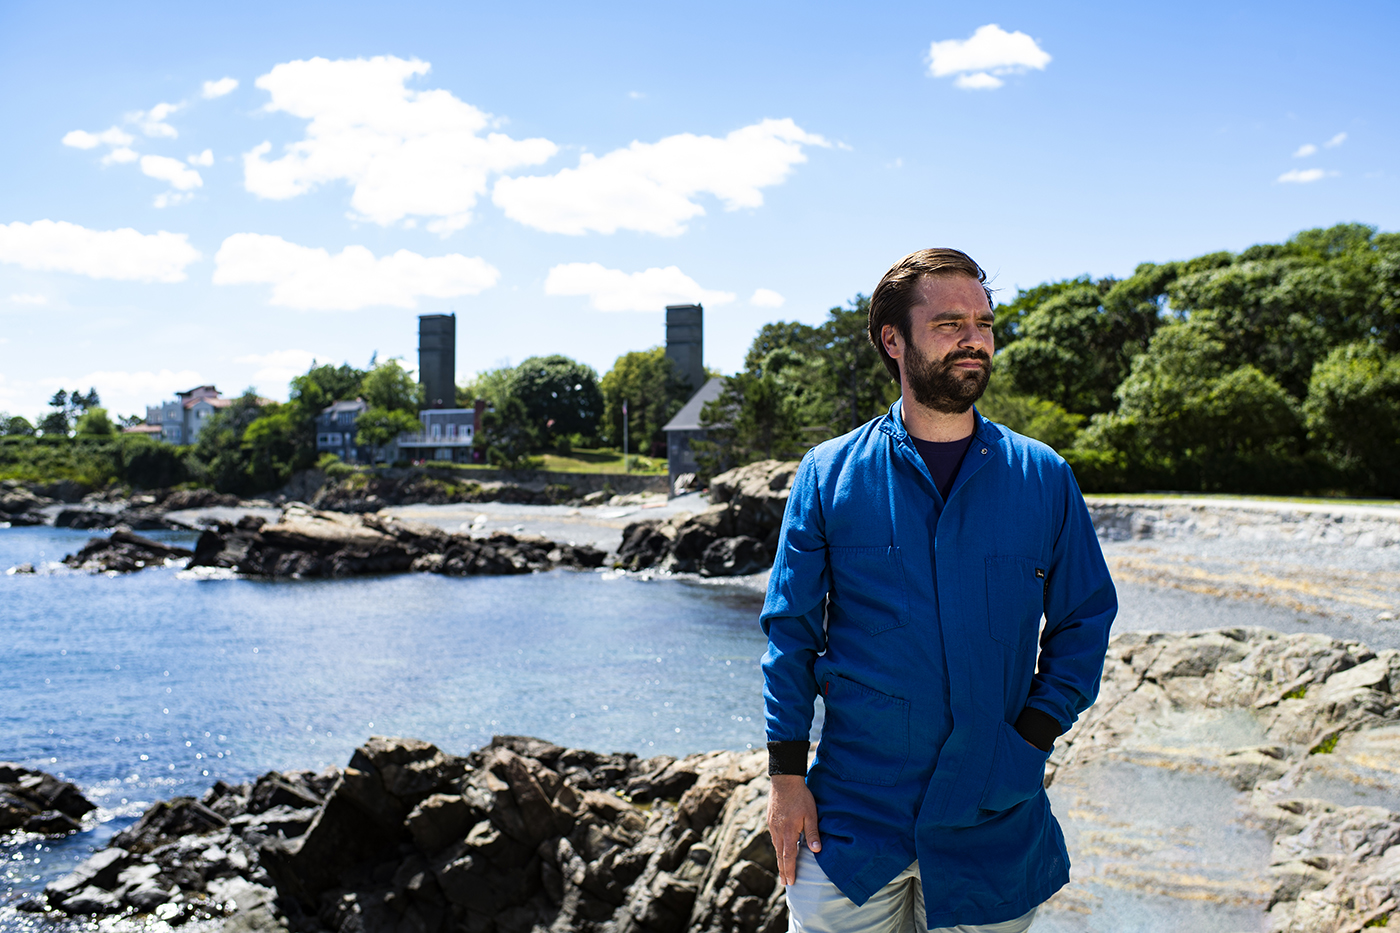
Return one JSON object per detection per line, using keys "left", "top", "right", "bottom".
{"left": 622, "top": 398, "right": 629, "bottom": 474}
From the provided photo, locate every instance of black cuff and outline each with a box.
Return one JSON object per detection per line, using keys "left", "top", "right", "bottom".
{"left": 767, "top": 741, "right": 810, "bottom": 775}
{"left": 1014, "top": 708, "right": 1062, "bottom": 753}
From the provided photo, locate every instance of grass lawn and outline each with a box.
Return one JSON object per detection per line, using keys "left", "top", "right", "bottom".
{"left": 539, "top": 448, "right": 667, "bottom": 475}
{"left": 415, "top": 448, "right": 667, "bottom": 475}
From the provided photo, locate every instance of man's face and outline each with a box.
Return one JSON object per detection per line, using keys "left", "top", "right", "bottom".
{"left": 882, "top": 275, "right": 994, "bottom": 414}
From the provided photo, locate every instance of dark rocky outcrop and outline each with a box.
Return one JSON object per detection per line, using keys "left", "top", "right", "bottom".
{"left": 32, "top": 629, "right": 1400, "bottom": 932}
{"left": 61, "top": 528, "right": 194, "bottom": 573}
{"left": 614, "top": 461, "right": 798, "bottom": 577}
{"left": 313, "top": 474, "right": 577, "bottom": 513}
{"left": 52, "top": 487, "right": 246, "bottom": 532}
{"left": 0, "top": 481, "right": 54, "bottom": 526}
{"left": 0, "top": 763, "right": 96, "bottom": 836}
{"left": 39, "top": 735, "right": 782, "bottom": 933}
{"left": 186, "top": 506, "right": 606, "bottom": 579}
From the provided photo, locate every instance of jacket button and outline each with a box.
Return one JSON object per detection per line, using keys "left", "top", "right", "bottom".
{"left": 980, "top": 448, "right": 988, "bottom": 454}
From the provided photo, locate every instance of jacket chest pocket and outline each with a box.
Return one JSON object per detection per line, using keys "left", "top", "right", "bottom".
{"left": 828, "top": 546, "right": 910, "bottom": 636}
{"left": 985, "top": 555, "right": 1046, "bottom": 647}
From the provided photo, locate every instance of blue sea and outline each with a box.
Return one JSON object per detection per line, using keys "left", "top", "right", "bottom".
{"left": 0, "top": 525, "right": 769, "bottom": 920}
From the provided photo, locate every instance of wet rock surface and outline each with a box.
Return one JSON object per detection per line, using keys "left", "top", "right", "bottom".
{"left": 614, "top": 461, "right": 797, "bottom": 577}
{"left": 186, "top": 505, "right": 606, "bottom": 578}
{"left": 0, "top": 763, "right": 96, "bottom": 837}
{"left": 61, "top": 528, "right": 194, "bottom": 573}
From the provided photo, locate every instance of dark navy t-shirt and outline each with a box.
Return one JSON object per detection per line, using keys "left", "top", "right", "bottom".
{"left": 910, "top": 433, "right": 975, "bottom": 500}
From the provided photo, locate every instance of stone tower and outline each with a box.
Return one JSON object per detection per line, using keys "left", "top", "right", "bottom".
{"left": 418, "top": 313, "right": 456, "bottom": 409}
{"left": 664, "top": 304, "right": 704, "bottom": 395}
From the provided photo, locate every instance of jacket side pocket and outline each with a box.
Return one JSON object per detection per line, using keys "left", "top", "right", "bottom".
{"left": 978, "top": 718, "right": 1051, "bottom": 813}
{"left": 816, "top": 674, "right": 910, "bottom": 786}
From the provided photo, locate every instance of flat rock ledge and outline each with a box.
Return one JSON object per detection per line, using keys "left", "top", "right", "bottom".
{"left": 56, "top": 506, "right": 606, "bottom": 577}
{"left": 29, "top": 628, "right": 1400, "bottom": 933}
{"left": 1, "top": 763, "right": 96, "bottom": 837}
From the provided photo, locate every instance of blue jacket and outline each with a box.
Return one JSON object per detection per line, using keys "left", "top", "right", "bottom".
{"left": 761, "top": 401, "right": 1116, "bottom": 928}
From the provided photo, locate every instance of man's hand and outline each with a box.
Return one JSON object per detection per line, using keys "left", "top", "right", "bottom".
{"left": 767, "top": 774, "right": 821, "bottom": 886}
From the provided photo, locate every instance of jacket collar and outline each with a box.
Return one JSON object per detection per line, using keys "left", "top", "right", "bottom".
{"left": 878, "top": 397, "right": 1005, "bottom": 449}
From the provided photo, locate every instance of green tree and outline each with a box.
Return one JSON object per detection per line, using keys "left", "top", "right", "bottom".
{"left": 478, "top": 396, "right": 540, "bottom": 469}
{"left": 2, "top": 415, "right": 35, "bottom": 436}
{"left": 361, "top": 359, "right": 422, "bottom": 413}
{"left": 1070, "top": 318, "right": 1305, "bottom": 492}
{"left": 239, "top": 408, "right": 304, "bottom": 491}
{"left": 997, "top": 271, "right": 1166, "bottom": 416}
{"left": 74, "top": 407, "right": 116, "bottom": 436}
{"left": 191, "top": 391, "right": 273, "bottom": 493}
{"left": 510, "top": 354, "right": 603, "bottom": 444}
{"left": 820, "top": 295, "right": 895, "bottom": 433}
{"left": 600, "top": 348, "right": 688, "bottom": 454}
{"left": 1304, "top": 342, "right": 1400, "bottom": 496}
{"left": 976, "top": 375, "right": 1084, "bottom": 451}
{"left": 355, "top": 408, "right": 421, "bottom": 459}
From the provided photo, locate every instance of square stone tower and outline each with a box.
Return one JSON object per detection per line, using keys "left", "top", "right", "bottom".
{"left": 664, "top": 304, "right": 704, "bottom": 395}
{"left": 418, "top": 313, "right": 456, "bottom": 409}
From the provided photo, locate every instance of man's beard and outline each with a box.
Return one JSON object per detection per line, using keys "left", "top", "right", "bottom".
{"left": 904, "top": 339, "right": 991, "bottom": 414}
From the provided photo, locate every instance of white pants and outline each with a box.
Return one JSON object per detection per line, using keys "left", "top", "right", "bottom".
{"left": 786, "top": 847, "right": 1037, "bottom": 933}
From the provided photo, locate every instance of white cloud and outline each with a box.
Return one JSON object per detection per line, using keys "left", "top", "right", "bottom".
{"left": 955, "top": 72, "right": 1005, "bottom": 90}
{"left": 750, "top": 288, "right": 785, "bottom": 308}
{"left": 494, "top": 118, "right": 828, "bottom": 236}
{"left": 243, "top": 56, "right": 558, "bottom": 233}
{"left": 188, "top": 149, "right": 214, "bottom": 166}
{"left": 234, "top": 349, "right": 319, "bottom": 388}
{"left": 103, "top": 147, "right": 139, "bottom": 165}
{"left": 1293, "top": 143, "right": 1318, "bottom": 158}
{"left": 202, "top": 77, "right": 239, "bottom": 99}
{"left": 1325, "top": 132, "right": 1347, "bottom": 148}
{"left": 213, "top": 233, "right": 499, "bottom": 311}
{"left": 62, "top": 126, "right": 134, "bottom": 150}
{"left": 545, "top": 262, "right": 735, "bottom": 312}
{"left": 927, "top": 24, "right": 1051, "bottom": 90}
{"left": 133, "top": 101, "right": 183, "bottom": 138}
{"left": 0, "top": 220, "right": 201, "bottom": 282}
{"left": 1278, "top": 168, "right": 1333, "bottom": 184}
{"left": 153, "top": 192, "right": 195, "bottom": 209}
{"left": 140, "top": 155, "right": 203, "bottom": 191}
{"left": 8, "top": 293, "right": 48, "bottom": 305}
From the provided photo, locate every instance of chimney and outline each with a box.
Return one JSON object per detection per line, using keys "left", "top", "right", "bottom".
{"left": 418, "top": 313, "right": 456, "bottom": 409}
{"left": 664, "top": 304, "right": 704, "bottom": 396}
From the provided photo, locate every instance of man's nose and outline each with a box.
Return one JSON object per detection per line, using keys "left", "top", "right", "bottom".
{"left": 958, "top": 322, "right": 989, "bottom": 349}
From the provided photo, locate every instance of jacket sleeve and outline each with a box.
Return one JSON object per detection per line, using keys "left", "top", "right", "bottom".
{"left": 760, "top": 454, "right": 831, "bottom": 744}
{"left": 1024, "top": 467, "right": 1117, "bottom": 733}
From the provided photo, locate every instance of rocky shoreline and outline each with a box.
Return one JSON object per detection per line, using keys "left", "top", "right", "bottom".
{"left": 17, "top": 627, "right": 1400, "bottom": 933}
{"left": 1, "top": 763, "right": 96, "bottom": 837}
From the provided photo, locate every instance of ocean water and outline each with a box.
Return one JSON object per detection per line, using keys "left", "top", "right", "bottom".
{"left": 0, "top": 525, "right": 769, "bottom": 915}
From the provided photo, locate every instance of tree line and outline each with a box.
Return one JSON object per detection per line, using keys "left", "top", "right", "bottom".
{"left": 5, "top": 222, "right": 1395, "bottom": 498}
{"left": 699, "top": 223, "right": 1400, "bottom": 498}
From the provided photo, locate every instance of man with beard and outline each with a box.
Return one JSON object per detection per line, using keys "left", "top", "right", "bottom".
{"left": 762, "top": 248, "right": 1116, "bottom": 932}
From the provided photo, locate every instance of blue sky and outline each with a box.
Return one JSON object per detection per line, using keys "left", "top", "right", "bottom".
{"left": 2, "top": 0, "right": 1396, "bottom": 420}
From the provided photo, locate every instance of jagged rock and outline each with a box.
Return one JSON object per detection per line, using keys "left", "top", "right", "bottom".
{"left": 44, "top": 632, "right": 1400, "bottom": 930}
{"left": 614, "top": 460, "right": 798, "bottom": 577}
{"left": 111, "top": 797, "right": 229, "bottom": 853}
{"left": 61, "top": 528, "right": 194, "bottom": 573}
{"left": 0, "top": 763, "right": 96, "bottom": 835}
{"left": 186, "top": 506, "right": 605, "bottom": 579}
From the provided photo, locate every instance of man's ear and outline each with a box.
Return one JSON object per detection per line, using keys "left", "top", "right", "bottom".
{"left": 881, "top": 324, "right": 904, "bottom": 360}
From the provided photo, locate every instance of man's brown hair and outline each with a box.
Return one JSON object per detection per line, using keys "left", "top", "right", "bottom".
{"left": 868, "top": 248, "right": 993, "bottom": 381}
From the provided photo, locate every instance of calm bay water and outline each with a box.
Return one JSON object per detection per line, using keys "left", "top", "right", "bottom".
{"left": 0, "top": 525, "right": 768, "bottom": 915}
